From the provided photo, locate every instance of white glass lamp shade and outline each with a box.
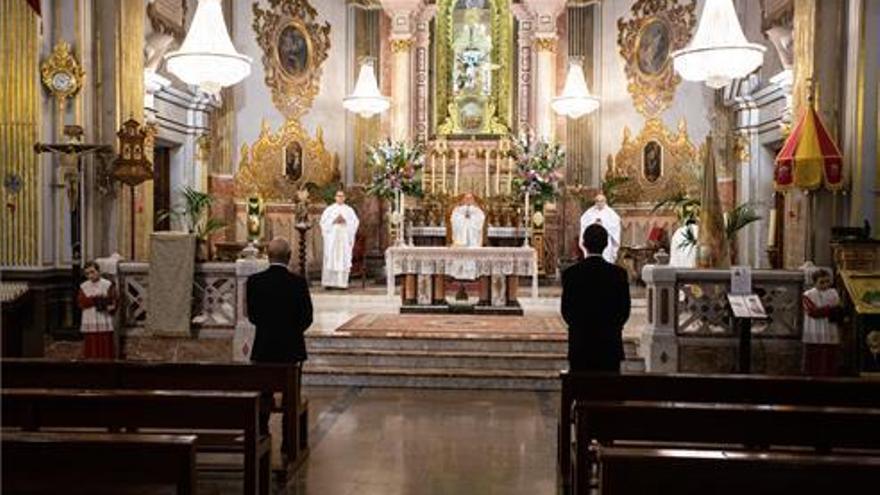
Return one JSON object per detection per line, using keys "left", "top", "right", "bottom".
{"left": 671, "top": 0, "right": 765, "bottom": 89}
{"left": 164, "top": 0, "right": 251, "bottom": 94}
{"left": 343, "top": 60, "right": 390, "bottom": 118}
{"left": 552, "top": 60, "right": 600, "bottom": 119}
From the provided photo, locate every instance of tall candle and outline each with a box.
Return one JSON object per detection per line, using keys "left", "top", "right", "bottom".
{"left": 484, "top": 150, "right": 490, "bottom": 197}
{"left": 767, "top": 208, "right": 777, "bottom": 247}
{"left": 431, "top": 154, "right": 436, "bottom": 194}
{"left": 454, "top": 150, "right": 460, "bottom": 196}
{"left": 507, "top": 157, "right": 513, "bottom": 194}
{"left": 495, "top": 150, "right": 501, "bottom": 195}
{"left": 442, "top": 153, "right": 447, "bottom": 193}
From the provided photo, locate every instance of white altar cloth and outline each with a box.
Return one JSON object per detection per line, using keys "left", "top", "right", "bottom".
{"left": 385, "top": 246, "right": 539, "bottom": 298}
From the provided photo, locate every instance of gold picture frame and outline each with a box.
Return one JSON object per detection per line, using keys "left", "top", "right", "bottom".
{"left": 608, "top": 118, "right": 700, "bottom": 205}
{"left": 617, "top": 0, "right": 696, "bottom": 117}
{"left": 253, "top": 0, "right": 331, "bottom": 120}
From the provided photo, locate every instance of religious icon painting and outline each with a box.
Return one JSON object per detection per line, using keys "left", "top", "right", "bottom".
{"left": 636, "top": 19, "right": 671, "bottom": 76}
{"left": 283, "top": 141, "right": 304, "bottom": 182}
{"left": 277, "top": 23, "right": 310, "bottom": 78}
{"left": 643, "top": 140, "right": 663, "bottom": 183}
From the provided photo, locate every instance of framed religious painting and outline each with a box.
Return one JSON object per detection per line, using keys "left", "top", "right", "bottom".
{"left": 643, "top": 140, "right": 663, "bottom": 183}
{"left": 618, "top": 0, "right": 696, "bottom": 117}
{"left": 253, "top": 0, "right": 331, "bottom": 120}
{"left": 282, "top": 141, "right": 304, "bottom": 182}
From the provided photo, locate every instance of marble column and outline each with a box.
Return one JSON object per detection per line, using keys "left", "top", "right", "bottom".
{"left": 523, "top": 0, "right": 565, "bottom": 140}
{"left": 381, "top": 1, "right": 422, "bottom": 142}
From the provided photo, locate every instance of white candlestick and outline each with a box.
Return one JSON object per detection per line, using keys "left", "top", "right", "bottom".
{"left": 523, "top": 192, "right": 530, "bottom": 247}
{"left": 507, "top": 157, "right": 513, "bottom": 194}
{"left": 431, "top": 154, "right": 436, "bottom": 194}
{"left": 767, "top": 208, "right": 777, "bottom": 247}
{"left": 484, "top": 150, "right": 490, "bottom": 197}
{"left": 454, "top": 150, "right": 460, "bottom": 196}
{"left": 442, "top": 153, "right": 447, "bottom": 194}
{"left": 495, "top": 151, "right": 501, "bottom": 195}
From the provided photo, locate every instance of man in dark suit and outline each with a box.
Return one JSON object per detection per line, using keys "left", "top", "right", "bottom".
{"left": 246, "top": 237, "right": 313, "bottom": 456}
{"left": 561, "top": 224, "right": 631, "bottom": 372}
{"left": 247, "top": 237, "right": 313, "bottom": 363}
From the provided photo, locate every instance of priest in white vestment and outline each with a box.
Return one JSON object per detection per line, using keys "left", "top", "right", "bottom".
{"left": 580, "top": 194, "right": 621, "bottom": 263}
{"left": 669, "top": 221, "right": 698, "bottom": 268}
{"left": 451, "top": 193, "right": 485, "bottom": 247}
{"left": 320, "top": 190, "right": 360, "bottom": 289}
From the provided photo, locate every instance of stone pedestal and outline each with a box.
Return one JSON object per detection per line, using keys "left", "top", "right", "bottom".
{"left": 640, "top": 264, "right": 678, "bottom": 372}
{"left": 233, "top": 257, "right": 268, "bottom": 362}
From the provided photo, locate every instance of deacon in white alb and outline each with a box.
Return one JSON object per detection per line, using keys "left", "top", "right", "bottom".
{"left": 320, "top": 190, "right": 360, "bottom": 289}
{"left": 579, "top": 193, "right": 621, "bottom": 263}
{"left": 451, "top": 193, "right": 485, "bottom": 247}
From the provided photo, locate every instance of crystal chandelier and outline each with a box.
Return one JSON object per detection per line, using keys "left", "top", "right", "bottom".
{"left": 343, "top": 58, "right": 390, "bottom": 118}
{"left": 552, "top": 59, "right": 599, "bottom": 119}
{"left": 165, "top": 0, "right": 251, "bottom": 94}
{"left": 671, "top": 0, "right": 765, "bottom": 89}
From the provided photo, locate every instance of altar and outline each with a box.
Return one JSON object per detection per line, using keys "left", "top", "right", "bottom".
{"left": 386, "top": 246, "right": 538, "bottom": 315}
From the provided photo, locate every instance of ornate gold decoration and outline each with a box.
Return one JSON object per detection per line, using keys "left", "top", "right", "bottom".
{"left": 40, "top": 41, "right": 85, "bottom": 110}
{"left": 435, "top": 0, "right": 513, "bottom": 136}
{"left": 607, "top": 118, "right": 700, "bottom": 204}
{"left": 617, "top": 0, "right": 696, "bottom": 117}
{"left": 112, "top": 118, "right": 154, "bottom": 187}
{"left": 253, "top": 0, "right": 332, "bottom": 120}
{"left": 390, "top": 38, "right": 414, "bottom": 53}
{"left": 234, "top": 119, "right": 339, "bottom": 202}
{"left": 534, "top": 37, "right": 557, "bottom": 53}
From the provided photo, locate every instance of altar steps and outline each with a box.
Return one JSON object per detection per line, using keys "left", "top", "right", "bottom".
{"left": 303, "top": 335, "right": 644, "bottom": 390}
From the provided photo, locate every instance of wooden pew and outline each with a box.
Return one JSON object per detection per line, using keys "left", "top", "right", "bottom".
{"left": 571, "top": 400, "right": 880, "bottom": 495}
{"left": 558, "top": 371, "right": 880, "bottom": 486}
{"left": 2, "top": 388, "right": 270, "bottom": 495}
{"left": 597, "top": 447, "right": 880, "bottom": 494}
{"left": 1, "top": 358, "right": 307, "bottom": 477}
{"left": 2, "top": 431, "right": 197, "bottom": 495}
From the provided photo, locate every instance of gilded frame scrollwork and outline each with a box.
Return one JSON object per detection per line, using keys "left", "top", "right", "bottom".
{"left": 617, "top": 0, "right": 696, "bottom": 117}
{"left": 609, "top": 118, "right": 700, "bottom": 204}
{"left": 434, "top": 0, "right": 513, "bottom": 136}
{"left": 253, "top": 0, "right": 331, "bottom": 120}
{"left": 234, "top": 119, "right": 339, "bottom": 202}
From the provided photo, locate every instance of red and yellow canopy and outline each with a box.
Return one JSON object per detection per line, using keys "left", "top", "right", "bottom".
{"left": 774, "top": 106, "right": 844, "bottom": 191}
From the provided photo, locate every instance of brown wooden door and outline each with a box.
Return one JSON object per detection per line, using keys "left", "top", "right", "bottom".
{"left": 153, "top": 147, "right": 171, "bottom": 231}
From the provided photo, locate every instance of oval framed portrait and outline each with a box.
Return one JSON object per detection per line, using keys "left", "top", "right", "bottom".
{"left": 276, "top": 22, "right": 312, "bottom": 79}
{"left": 643, "top": 140, "right": 663, "bottom": 183}
{"left": 636, "top": 19, "right": 671, "bottom": 77}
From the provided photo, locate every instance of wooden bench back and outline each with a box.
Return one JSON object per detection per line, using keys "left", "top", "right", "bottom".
{"left": 597, "top": 447, "right": 880, "bottom": 494}
{"left": 2, "top": 388, "right": 261, "bottom": 432}
{"left": 558, "top": 371, "right": 880, "bottom": 486}
{"left": 3, "top": 431, "right": 197, "bottom": 494}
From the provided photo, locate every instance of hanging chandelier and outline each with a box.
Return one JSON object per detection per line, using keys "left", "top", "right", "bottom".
{"left": 164, "top": 0, "right": 251, "bottom": 94}
{"left": 552, "top": 59, "right": 599, "bottom": 119}
{"left": 343, "top": 58, "right": 390, "bottom": 118}
{"left": 671, "top": 0, "right": 765, "bottom": 89}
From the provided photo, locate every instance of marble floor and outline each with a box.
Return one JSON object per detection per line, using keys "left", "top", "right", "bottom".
{"left": 200, "top": 386, "right": 560, "bottom": 495}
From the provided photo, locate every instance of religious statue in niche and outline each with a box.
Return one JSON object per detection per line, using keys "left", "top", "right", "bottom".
{"left": 246, "top": 195, "right": 265, "bottom": 242}
{"left": 277, "top": 24, "right": 310, "bottom": 77}
{"left": 435, "top": 0, "right": 512, "bottom": 135}
{"left": 283, "top": 141, "right": 303, "bottom": 181}
{"left": 643, "top": 140, "right": 663, "bottom": 183}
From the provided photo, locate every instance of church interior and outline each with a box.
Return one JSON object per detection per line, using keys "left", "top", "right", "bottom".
{"left": 2, "top": 0, "right": 880, "bottom": 493}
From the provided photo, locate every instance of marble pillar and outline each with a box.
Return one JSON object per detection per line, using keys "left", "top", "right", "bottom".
{"left": 523, "top": 0, "right": 565, "bottom": 140}
{"left": 381, "top": 1, "right": 421, "bottom": 141}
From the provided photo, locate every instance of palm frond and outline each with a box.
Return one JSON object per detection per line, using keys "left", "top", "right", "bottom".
{"left": 678, "top": 224, "right": 698, "bottom": 249}
{"left": 725, "top": 203, "right": 762, "bottom": 240}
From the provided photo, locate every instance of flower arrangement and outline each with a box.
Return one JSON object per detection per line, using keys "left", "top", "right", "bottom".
{"left": 365, "top": 138, "right": 425, "bottom": 200}
{"left": 509, "top": 132, "right": 565, "bottom": 206}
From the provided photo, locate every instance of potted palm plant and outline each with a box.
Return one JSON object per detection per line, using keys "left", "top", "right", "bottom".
{"left": 158, "top": 186, "right": 226, "bottom": 262}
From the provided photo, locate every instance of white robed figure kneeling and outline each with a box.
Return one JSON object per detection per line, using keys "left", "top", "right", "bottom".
{"left": 320, "top": 190, "right": 360, "bottom": 289}
{"left": 579, "top": 193, "right": 621, "bottom": 263}
{"left": 451, "top": 193, "right": 485, "bottom": 248}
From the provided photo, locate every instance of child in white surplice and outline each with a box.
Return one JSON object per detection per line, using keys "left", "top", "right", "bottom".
{"left": 77, "top": 261, "right": 117, "bottom": 359}
{"left": 802, "top": 269, "right": 842, "bottom": 376}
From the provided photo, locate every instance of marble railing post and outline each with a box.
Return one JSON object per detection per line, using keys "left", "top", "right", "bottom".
{"left": 640, "top": 264, "right": 678, "bottom": 372}
{"left": 233, "top": 257, "right": 268, "bottom": 362}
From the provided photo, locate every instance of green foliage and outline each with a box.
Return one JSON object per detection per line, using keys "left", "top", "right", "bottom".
{"left": 601, "top": 176, "right": 631, "bottom": 207}
{"left": 725, "top": 202, "right": 762, "bottom": 240}
{"left": 652, "top": 192, "right": 701, "bottom": 223}
{"left": 157, "top": 186, "right": 226, "bottom": 241}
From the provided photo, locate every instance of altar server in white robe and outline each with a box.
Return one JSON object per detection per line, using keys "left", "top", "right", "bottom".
{"left": 451, "top": 193, "right": 485, "bottom": 247}
{"left": 580, "top": 194, "right": 621, "bottom": 263}
{"left": 669, "top": 220, "right": 698, "bottom": 268}
{"left": 320, "top": 190, "right": 360, "bottom": 289}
